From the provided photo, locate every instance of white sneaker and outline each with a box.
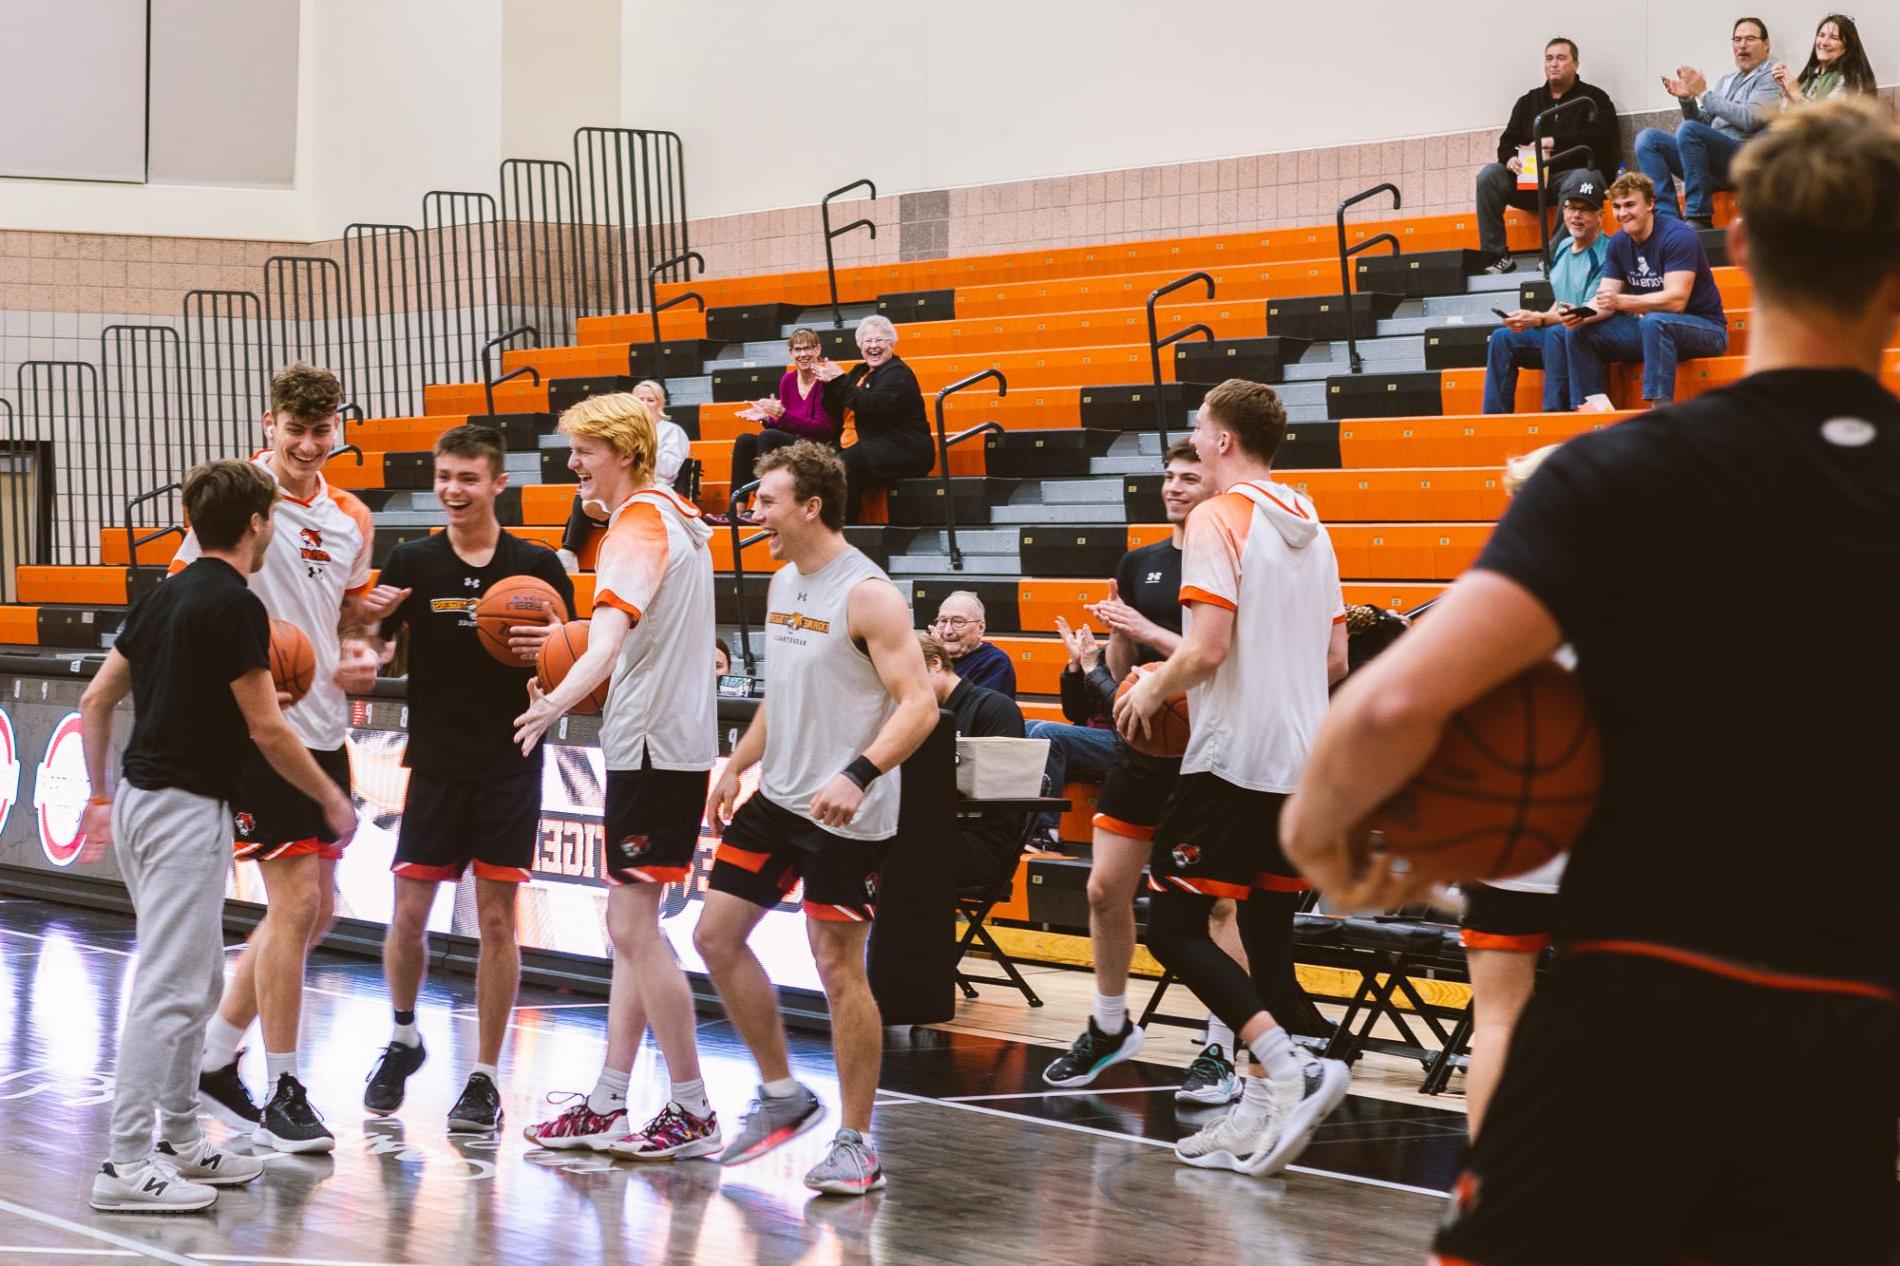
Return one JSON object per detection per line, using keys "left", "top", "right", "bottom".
{"left": 155, "top": 1137, "right": 264, "bottom": 1185}
{"left": 89, "top": 1157, "right": 217, "bottom": 1212}
{"left": 1172, "top": 1101, "right": 1278, "bottom": 1171}
{"left": 1235, "top": 1057, "right": 1351, "bottom": 1177}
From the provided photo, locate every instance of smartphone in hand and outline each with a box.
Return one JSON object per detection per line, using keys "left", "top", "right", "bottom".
{"left": 1491, "top": 307, "right": 1512, "bottom": 320}
{"left": 1562, "top": 304, "right": 1598, "bottom": 319}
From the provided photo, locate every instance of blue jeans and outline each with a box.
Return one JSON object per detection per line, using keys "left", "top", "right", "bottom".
{"left": 1563, "top": 312, "right": 1729, "bottom": 403}
{"left": 1025, "top": 720, "right": 1120, "bottom": 831}
{"left": 1483, "top": 325, "right": 1572, "bottom": 414}
{"left": 1634, "top": 121, "right": 1743, "bottom": 220}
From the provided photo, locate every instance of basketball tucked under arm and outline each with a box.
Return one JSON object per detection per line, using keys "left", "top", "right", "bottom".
{"left": 1115, "top": 600, "right": 1230, "bottom": 742}
{"left": 1283, "top": 569, "right": 1561, "bottom": 906}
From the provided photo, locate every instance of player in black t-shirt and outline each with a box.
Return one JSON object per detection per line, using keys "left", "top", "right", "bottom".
{"left": 359, "top": 425, "right": 574, "bottom": 1133}
{"left": 1286, "top": 101, "right": 1900, "bottom": 1266}
{"left": 77, "top": 460, "right": 356, "bottom": 1212}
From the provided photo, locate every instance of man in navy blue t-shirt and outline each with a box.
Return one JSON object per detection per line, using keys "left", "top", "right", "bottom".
{"left": 1558, "top": 170, "right": 1728, "bottom": 406}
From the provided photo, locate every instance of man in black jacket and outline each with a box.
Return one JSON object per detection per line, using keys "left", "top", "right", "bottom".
{"left": 919, "top": 633, "right": 1028, "bottom": 890}
{"left": 1475, "top": 37, "right": 1621, "bottom": 272}
{"left": 816, "top": 315, "right": 933, "bottom": 523}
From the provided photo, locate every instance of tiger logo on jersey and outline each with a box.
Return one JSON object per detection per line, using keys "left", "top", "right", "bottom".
{"left": 862, "top": 873, "right": 878, "bottom": 903}
{"left": 298, "top": 527, "right": 333, "bottom": 579}
{"left": 1171, "top": 843, "right": 1201, "bottom": 869}
{"left": 235, "top": 812, "right": 256, "bottom": 838}
{"left": 620, "top": 833, "right": 651, "bottom": 860}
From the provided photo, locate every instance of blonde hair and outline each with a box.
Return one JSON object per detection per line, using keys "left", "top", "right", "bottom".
{"left": 559, "top": 392, "right": 658, "bottom": 485}
{"left": 916, "top": 631, "right": 951, "bottom": 670}
{"left": 632, "top": 379, "right": 672, "bottom": 423}
{"left": 1503, "top": 443, "right": 1563, "bottom": 497}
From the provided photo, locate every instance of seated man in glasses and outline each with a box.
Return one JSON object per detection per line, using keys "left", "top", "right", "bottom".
{"left": 929, "top": 591, "right": 1017, "bottom": 697}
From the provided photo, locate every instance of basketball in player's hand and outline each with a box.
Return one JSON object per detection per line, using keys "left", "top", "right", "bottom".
{"left": 269, "top": 620, "right": 316, "bottom": 706}
{"left": 1115, "top": 663, "right": 1190, "bottom": 758}
{"left": 476, "top": 575, "right": 569, "bottom": 667}
{"left": 535, "top": 619, "right": 607, "bottom": 715}
{"left": 1366, "top": 661, "right": 1600, "bottom": 885}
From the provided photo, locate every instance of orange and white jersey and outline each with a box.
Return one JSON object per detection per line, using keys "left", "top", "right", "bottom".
{"left": 1176, "top": 479, "right": 1345, "bottom": 793}
{"left": 594, "top": 485, "right": 717, "bottom": 771}
{"left": 171, "top": 454, "right": 373, "bottom": 751}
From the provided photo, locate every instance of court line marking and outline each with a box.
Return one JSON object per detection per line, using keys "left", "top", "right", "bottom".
{"left": 0, "top": 1199, "right": 206, "bottom": 1266}
{"left": 0, "top": 1243, "right": 433, "bottom": 1266}
{"left": 0, "top": 928, "right": 134, "bottom": 957}
{"left": 934, "top": 1083, "right": 1185, "bottom": 1102}
{"left": 875, "top": 1089, "right": 1450, "bottom": 1200}
{"left": 0, "top": 1250, "right": 137, "bottom": 1259}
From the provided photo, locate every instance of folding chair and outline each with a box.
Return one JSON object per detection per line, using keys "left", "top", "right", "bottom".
{"left": 952, "top": 816, "right": 1044, "bottom": 1007}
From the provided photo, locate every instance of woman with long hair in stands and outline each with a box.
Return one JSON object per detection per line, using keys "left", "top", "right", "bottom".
{"left": 1771, "top": 14, "right": 1876, "bottom": 104}
{"left": 558, "top": 379, "right": 691, "bottom": 571}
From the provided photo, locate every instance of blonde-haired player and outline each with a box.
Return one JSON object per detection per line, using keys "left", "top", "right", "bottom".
{"left": 514, "top": 392, "right": 723, "bottom": 1159}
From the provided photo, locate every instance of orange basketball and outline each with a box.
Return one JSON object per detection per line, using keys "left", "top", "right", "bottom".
{"left": 475, "top": 575, "right": 569, "bottom": 667}
{"left": 268, "top": 619, "right": 315, "bottom": 707}
{"left": 1367, "top": 661, "right": 1601, "bottom": 885}
{"left": 1114, "top": 663, "right": 1190, "bottom": 758}
{"left": 535, "top": 618, "right": 606, "bottom": 715}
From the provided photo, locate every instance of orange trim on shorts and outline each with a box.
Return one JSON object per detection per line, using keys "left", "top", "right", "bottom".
{"left": 1091, "top": 812, "right": 1155, "bottom": 842}
{"left": 1461, "top": 929, "right": 1550, "bottom": 954}
{"left": 607, "top": 863, "right": 689, "bottom": 886}
{"left": 392, "top": 860, "right": 460, "bottom": 882}
{"left": 1148, "top": 874, "right": 1252, "bottom": 901}
{"left": 472, "top": 862, "right": 535, "bottom": 884}
{"left": 1428, "top": 1256, "right": 1485, "bottom": 1266}
{"left": 804, "top": 901, "right": 872, "bottom": 923}
{"left": 1178, "top": 584, "right": 1236, "bottom": 612}
{"left": 1254, "top": 871, "right": 1310, "bottom": 894}
{"left": 1567, "top": 940, "right": 1900, "bottom": 1005}
{"left": 235, "top": 837, "right": 324, "bottom": 862}
{"left": 713, "top": 842, "right": 771, "bottom": 874}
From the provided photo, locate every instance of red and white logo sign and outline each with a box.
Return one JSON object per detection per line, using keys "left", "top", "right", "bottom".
{"left": 32, "top": 712, "right": 89, "bottom": 867}
{"left": 0, "top": 707, "right": 21, "bottom": 836}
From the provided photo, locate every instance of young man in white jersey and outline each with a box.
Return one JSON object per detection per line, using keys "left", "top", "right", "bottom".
{"left": 1115, "top": 378, "right": 1351, "bottom": 1177}
{"left": 511, "top": 393, "right": 725, "bottom": 1160}
{"left": 180, "top": 363, "right": 401, "bottom": 1151}
{"left": 698, "top": 440, "right": 937, "bottom": 1195}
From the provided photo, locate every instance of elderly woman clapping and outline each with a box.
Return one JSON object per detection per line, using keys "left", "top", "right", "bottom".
{"left": 815, "top": 315, "right": 933, "bottom": 523}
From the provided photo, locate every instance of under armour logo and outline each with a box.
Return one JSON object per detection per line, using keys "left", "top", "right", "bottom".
{"left": 1146, "top": 572, "right": 1163, "bottom": 583}
{"left": 1579, "top": 182, "right": 1594, "bottom": 194}
{"left": 464, "top": 577, "right": 481, "bottom": 589}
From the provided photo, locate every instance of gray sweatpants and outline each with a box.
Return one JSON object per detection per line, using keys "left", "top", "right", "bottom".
{"left": 108, "top": 783, "right": 230, "bottom": 1164}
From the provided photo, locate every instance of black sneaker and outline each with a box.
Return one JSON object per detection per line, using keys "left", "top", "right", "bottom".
{"left": 1483, "top": 255, "right": 1518, "bottom": 275}
{"left": 1174, "top": 1042, "right": 1242, "bottom": 1106}
{"left": 198, "top": 1052, "right": 262, "bottom": 1128}
{"left": 447, "top": 1072, "right": 503, "bottom": 1133}
{"left": 254, "top": 1073, "right": 335, "bottom": 1154}
{"left": 363, "top": 1039, "right": 427, "bottom": 1116}
{"left": 1041, "top": 1018, "right": 1144, "bottom": 1087}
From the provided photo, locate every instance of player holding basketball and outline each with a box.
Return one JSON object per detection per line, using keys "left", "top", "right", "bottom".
{"left": 512, "top": 393, "right": 725, "bottom": 1161}
{"left": 1114, "top": 379, "right": 1351, "bottom": 1176}
{"left": 178, "top": 364, "right": 399, "bottom": 1152}
{"left": 1286, "top": 100, "right": 1900, "bottom": 1266}
{"left": 359, "top": 424, "right": 572, "bottom": 1132}
{"left": 78, "top": 460, "right": 357, "bottom": 1211}
{"left": 697, "top": 440, "right": 937, "bottom": 1195}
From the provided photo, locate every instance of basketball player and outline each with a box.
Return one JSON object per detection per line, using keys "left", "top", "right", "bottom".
{"left": 359, "top": 424, "right": 572, "bottom": 1132}
{"left": 697, "top": 440, "right": 937, "bottom": 1195}
{"left": 1114, "top": 379, "right": 1351, "bottom": 1176}
{"left": 180, "top": 363, "right": 399, "bottom": 1152}
{"left": 1285, "top": 100, "right": 1900, "bottom": 1266}
{"left": 512, "top": 393, "right": 724, "bottom": 1161}
{"left": 1042, "top": 439, "right": 1252, "bottom": 1104}
{"left": 78, "top": 460, "right": 356, "bottom": 1211}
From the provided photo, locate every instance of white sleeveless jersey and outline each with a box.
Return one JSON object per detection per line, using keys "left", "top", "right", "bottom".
{"left": 758, "top": 546, "right": 901, "bottom": 841}
{"left": 594, "top": 486, "right": 717, "bottom": 771}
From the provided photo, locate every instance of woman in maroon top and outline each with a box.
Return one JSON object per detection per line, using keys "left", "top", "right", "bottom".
{"left": 728, "top": 327, "right": 840, "bottom": 499}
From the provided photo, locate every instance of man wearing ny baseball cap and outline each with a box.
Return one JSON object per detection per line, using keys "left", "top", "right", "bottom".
{"left": 1482, "top": 169, "right": 1610, "bottom": 415}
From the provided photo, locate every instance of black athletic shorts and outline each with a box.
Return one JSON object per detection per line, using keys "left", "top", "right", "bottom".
{"left": 232, "top": 744, "right": 352, "bottom": 862}
{"left": 1091, "top": 749, "right": 1180, "bottom": 841}
{"left": 709, "top": 792, "right": 889, "bottom": 923}
{"left": 1458, "top": 883, "right": 1557, "bottom": 953}
{"left": 602, "top": 760, "right": 709, "bottom": 886}
{"left": 1433, "top": 947, "right": 1900, "bottom": 1266}
{"left": 1147, "top": 771, "right": 1308, "bottom": 901}
{"left": 392, "top": 765, "right": 541, "bottom": 883}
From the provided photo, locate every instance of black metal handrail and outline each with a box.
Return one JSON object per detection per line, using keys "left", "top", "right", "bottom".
{"left": 933, "top": 369, "right": 1008, "bottom": 571}
{"left": 123, "top": 481, "right": 183, "bottom": 591}
{"left": 1532, "top": 96, "right": 1601, "bottom": 273}
{"left": 725, "top": 477, "right": 767, "bottom": 673}
{"left": 1335, "top": 183, "right": 1403, "bottom": 374}
{"left": 643, "top": 250, "right": 706, "bottom": 390}
{"left": 1145, "top": 272, "right": 1216, "bottom": 449}
{"left": 821, "top": 179, "right": 878, "bottom": 330}
{"left": 480, "top": 326, "right": 541, "bottom": 416}
{"left": 484, "top": 366, "right": 541, "bottom": 418}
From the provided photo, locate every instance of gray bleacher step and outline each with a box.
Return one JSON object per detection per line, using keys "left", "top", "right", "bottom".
{"left": 889, "top": 553, "right": 1023, "bottom": 577}
{"left": 1419, "top": 292, "right": 1514, "bottom": 319}
{"left": 990, "top": 503, "right": 1124, "bottom": 524}
{"left": 1466, "top": 267, "right": 1533, "bottom": 293}
{"left": 664, "top": 376, "right": 713, "bottom": 406}
{"left": 911, "top": 527, "right": 1021, "bottom": 556}
{"left": 1090, "top": 454, "right": 1163, "bottom": 474}
{"left": 1271, "top": 380, "right": 1327, "bottom": 408}
{"left": 1285, "top": 405, "right": 1330, "bottom": 423}
{"left": 374, "top": 510, "right": 448, "bottom": 528}
{"left": 1378, "top": 313, "right": 1503, "bottom": 337}
{"left": 504, "top": 453, "right": 539, "bottom": 478}
{"left": 1024, "top": 477, "right": 1124, "bottom": 506}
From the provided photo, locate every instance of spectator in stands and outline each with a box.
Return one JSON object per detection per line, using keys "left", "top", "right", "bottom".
{"left": 1474, "top": 38, "right": 1620, "bottom": 274}
{"left": 1482, "top": 174, "right": 1609, "bottom": 414}
{"left": 557, "top": 380, "right": 691, "bottom": 571}
{"left": 918, "top": 632, "right": 1030, "bottom": 890}
{"left": 1558, "top": 171, "right": 1728, "bottom": 409}
{"left": 1771, "top": 14, "right": 1876, "bottom": 106}
{"left": 728, "top": 328, "right": 841, "bottom": 501}
{"left": 929, "top": 591, "right": 1017, "bottom": 696}
{"left": 713, "top": 637, "right": 731, "bottom": 677}
{"left": 1634, "top": 17, "right": 1781, "bottom": 230}
{"left": 815, "top": 315, "right": 933, "bottom": 523}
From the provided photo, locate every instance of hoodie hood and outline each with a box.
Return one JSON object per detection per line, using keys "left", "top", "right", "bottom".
{"left": 612, "top": 486, "right": 715, "bottom": 549}
{"left": 1231, "top": 480, "right": 1321, "bottom": 548}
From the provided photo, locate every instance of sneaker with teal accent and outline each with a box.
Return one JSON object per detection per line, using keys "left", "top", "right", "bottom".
{"left": 1041, "top": 1019, "right": 1144, "bottom": 1087}
{"left": 1175, "top": 1042, "right": 1241, "bottom": 1106}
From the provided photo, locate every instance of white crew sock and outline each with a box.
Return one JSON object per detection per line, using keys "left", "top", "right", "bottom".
{"left": 670, "top": 1078, "right": 711, "bottom": 1117}
{"left": 471, "top": 1062, "right": 499, "bottom": 1085}
{"left": 264, "top": 1050, "right": 298, "bottom": 1087}
{"left": 1246, "top": 1025, "right": 1301, "bottom": 1083}
{"left": 1092, "top": 993, "right": 1128, "bottom": 1035}
{"left": 761, "top": 1077, "right": 800, "bottom": 1099}
{"left": 1205, "top": 1014, "right": 1236, "bottom": 1054}
{"left": 1231, "top": 1070, "right": 1274, "bottom": 1129}
{"left": 201, "top": 1015, "right": 247, "bottom": 1073}
{"left": 587, "top": 1066, "right": 630, "bottom": 1115}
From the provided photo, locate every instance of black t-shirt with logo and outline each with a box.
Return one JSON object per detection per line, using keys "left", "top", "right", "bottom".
{"left": 1474, "top": 369, "right": 1900, "bottom": 987}
{"left": 1113, "top": 539, "right": 1184, "bottom": 666}
{"left": 117, "top": 557, "right": 271, "bottom": 801}
{"left": 378, "top": 531, "right": 576, "bottom": 779}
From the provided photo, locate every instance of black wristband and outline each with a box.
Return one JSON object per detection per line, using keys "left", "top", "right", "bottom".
{"left": 840, "top": 755, "right": 882, "bottom": 791}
